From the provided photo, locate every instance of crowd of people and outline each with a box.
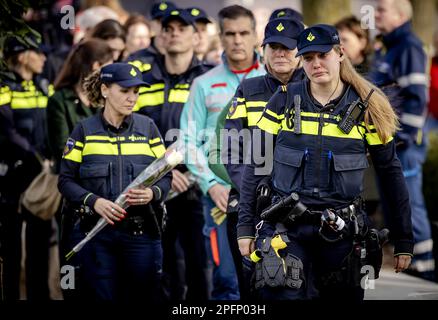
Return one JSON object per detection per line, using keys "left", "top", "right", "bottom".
{"left": 0, "top": 0, "right": 437, "bottom": 301}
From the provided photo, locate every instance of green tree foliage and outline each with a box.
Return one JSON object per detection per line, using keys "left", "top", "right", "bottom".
{"left": 0, "top": 0, "right": 41, "bottom": 80}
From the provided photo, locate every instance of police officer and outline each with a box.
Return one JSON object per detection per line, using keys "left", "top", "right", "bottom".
{"left": 125, "top": 1, "right": 177, "bottom": 73}
{"left": 132, "top": 8, "right": 213, "bottom": 301}
{"left": 238, "top": 24, "right": 414, "bottom": 300}
{"left": 187, "top": 7, "right": 212, "bottom": 62}
{"left": 369, "top": 0, "right": 434, "bottom": 280}
{"left": 58, "top": 63, "right": 171, "bottom": 301}
{"left": 0, "top": 35, "right": 52, "bottom": 300}
{"left": 223, "top": 17, "right": 304, "bottom": 299}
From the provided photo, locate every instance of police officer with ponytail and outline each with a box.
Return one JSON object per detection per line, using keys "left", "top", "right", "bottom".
{"left": 58, "top": 63, "right": 171, "bottom": 301}
{"left": 238, "top": 25, "right": 413, "bottom": 300}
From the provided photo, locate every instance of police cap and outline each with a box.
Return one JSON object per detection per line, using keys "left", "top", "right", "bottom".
{"left": 262, "top": 18, "right": 304, "bottom": 50}
{"left": 296, "top": 24, "right": 340, "bottom": 57}
{"left": 150, "top": 1, "right": 176, "bottom": 20}
{"left": 161, "top": 9, "right": 197, "bottom": 29}
{"left": 3, "top": 34, "right": 47, "bottom": 59}
{"left": 187, "top": 7, "right": 211, "bottom": 24}
{"left": 269, "top": 8, "right": 303, "bottom": 22}
{"left": 100, "top": 63, "right": 150, "bottom": 88}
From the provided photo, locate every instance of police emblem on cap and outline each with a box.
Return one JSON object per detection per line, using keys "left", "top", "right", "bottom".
{"left": 228, "top": 98, "right": 238, "bottom": 117}
{"left": 276, "top": 22, "right": 285, "bottom": 32}
{"left": 277, "top": 11, "right": 286, "bottom": 17}
{"left": 159, "top": 3, "right": 167, "bottom": 11}
{"left": 333, "top": 34, "right": 339, "bottom": 41}
{"left": 307, "top": 32, "right": 315, "bottom": 42}
{"left": 191, "top": 8, "right": 200, "bottom": 16}
{"left": 170, "top": 10, "right": 179, "bottom": 15}
{"left": 130, "top": 68, "right": 137, "bottom": 77}
{"left": 63, "top": 138, "right": 75, "bottom": 157}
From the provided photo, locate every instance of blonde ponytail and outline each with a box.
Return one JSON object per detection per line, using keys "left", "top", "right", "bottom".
{"left": 334, "top": 46, "right": 399, "bottom": 144}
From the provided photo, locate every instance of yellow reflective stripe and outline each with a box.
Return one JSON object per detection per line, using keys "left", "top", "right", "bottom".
{"left": 301, "top": 111, "right": 332, "bottom": 119}
{"left": 175, "top": 83, "right": 189, "bottom": 89}
{"left": 83, "top": 143, "right": 118, "bottom": 156}
{"left": 265, "top": 108, "right": 284, "bottom": 120}
{"left": 236, "top": 97, "right": 245, "bottom": 102}
{"left": 280, "top": 119, "right": 366, "bottom": 139}
{"left": 227, "top": 103, "right": 247, "bottom": 120}
{"left": 64, "top": 148, "right": 82, "bottom": 163}
{"left": 48, "top": 84, "right": 54, "bottom": 97}
{"left": 11, "top": 97, "right": 38, "bottom": 109}
{"left": 120, "top": 143, "right": 154, "bottom": 156}
{"left": 75, "top": 141, "right": 84, "bottom": 148}
{"left": 247, "top": 111, "right": 263, "bottom": 127}
{"left": 139, "top": 83, "right": 165, "bottom": 93}
{"left": 168, "top": 89, "right": 190, "bottom": 103}
{"left": 11, "top": 91, "right": 37, "bottom": 98}
{"left": 0, "top": 91, "right": 12, "bottom": 105}
{"left": 258, "top": 116, "right": 280, "bottom": 135}
{"left": 128, "top": 60, "right": 151, "bottom": 73}
{"left": 135, "top": 91, "right": 165, "bottom": 110}
{"left": 85, "top": 136, "right": 125, "bottom": 142}
{"left": 37, "top": 96, "right": 48, "bottom": 107}
{"left": 149, "top": 137, "right": 162, "bottom": 145}
{"left": 322, "top": 123, "right": 364, "bottom": 139}
{"left": 246, "top": 101, "right": 267, "bottom": 108}
{"left": 151, "top": 144, "right": 166, "bottom": 158}
{"left": 366, "top": 132, "right": 393, "bottom": 145}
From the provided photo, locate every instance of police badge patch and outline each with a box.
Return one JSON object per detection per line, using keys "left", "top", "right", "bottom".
{"left": 228, "top": 97, "right": 238, "bottom": 117}
{"left": 63, "top": 138, "right": 75, "bottom": 157}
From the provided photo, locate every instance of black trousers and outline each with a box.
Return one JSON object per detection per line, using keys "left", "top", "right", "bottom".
{"left": 23, "top": 208, "right": 53, "bottom": 301}
{"left": 0, "top": 202, "right": 22, "bottom": 300}
{"left": 162, "top": 188, "right": 209, "bottom": 301}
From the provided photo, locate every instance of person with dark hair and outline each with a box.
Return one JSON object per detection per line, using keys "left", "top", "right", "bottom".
{"left": 133, "top": 8, "right": 213, "bottom": 301}
{"left": 58, "top": 63, "right": 171, "bottom": 301}
{"left": 181, "top": 5, "right": 265, "bottom": 300}
{"left": 238, "top": 24, "right": 413, "bottom": 301}
{"left": 46, "top": 41, "right": 113, "bottom": 295}
{"left": 0, "top": 34, "right": 52, "bottom": 300}
{"left": 48, "top": 39, "right": 114, "bottom": 173}
{"left": 335, "top": 16, "right": 372, "bottom": 75}
{"left": 123, "top": 14, "right": 152, "bottom": 59}
{"left": 90, "top": 19, "right": 126, "bottom": 62}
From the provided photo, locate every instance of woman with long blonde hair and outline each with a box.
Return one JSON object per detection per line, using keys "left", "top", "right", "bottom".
{"left": 237, "top": 24, "right": 413, "bottom": 301}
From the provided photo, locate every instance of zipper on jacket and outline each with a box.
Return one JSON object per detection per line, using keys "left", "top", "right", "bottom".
{"left": 117, "top": 135, "right": 123, "bottom": 194}
{"left": 313, "top": 113, "right": 325, "bottom": 195}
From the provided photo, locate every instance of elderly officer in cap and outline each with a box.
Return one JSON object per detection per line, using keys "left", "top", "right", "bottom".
{"left": 59, "top": 62, "right": 171, "bottom": 301}
{"left": 238, "top": 24, "right": 413, "bottom": 301}
{"left": 223, "top": 17, "right": 304, "bottom": 299}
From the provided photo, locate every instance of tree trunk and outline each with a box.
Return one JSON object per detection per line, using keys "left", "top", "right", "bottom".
{"left": 411, "top": 0, "right": 437, "bottom": 52}
{"left": 302, "top": 0, "right": 351, "bottom": 26}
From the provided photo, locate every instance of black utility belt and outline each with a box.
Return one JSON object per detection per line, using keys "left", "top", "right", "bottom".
{"left": 260, "top": 192, "right": 362, "bottom": 227}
